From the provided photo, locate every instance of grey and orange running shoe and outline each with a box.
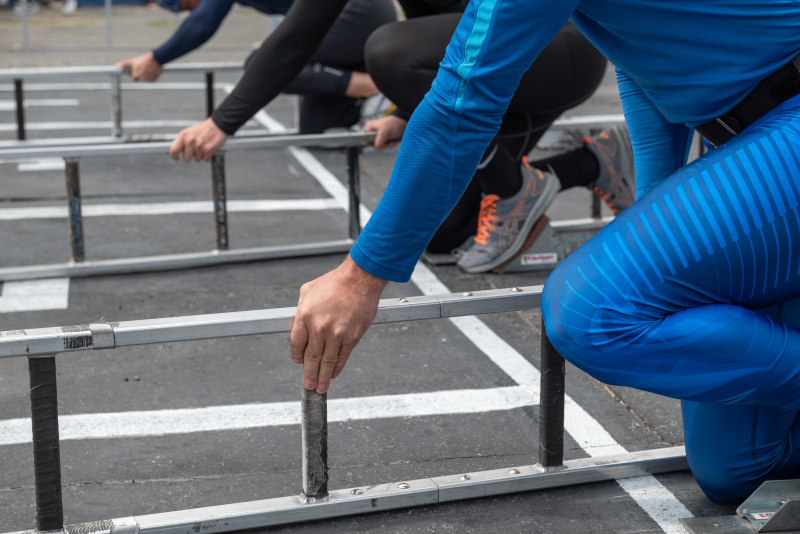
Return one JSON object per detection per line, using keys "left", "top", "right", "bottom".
{"left": 584, "top": 124, "right": 636, "bottom": 214}
{"left": 457, "top": 158, "right": 559, "bottom": 273}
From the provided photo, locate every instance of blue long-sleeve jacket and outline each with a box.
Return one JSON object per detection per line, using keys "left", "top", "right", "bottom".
{"left": 350, "top": 0, "right": 800, "bottom": 282}
{"left": 152, "top": 0, "right": 293, "bottom": 65}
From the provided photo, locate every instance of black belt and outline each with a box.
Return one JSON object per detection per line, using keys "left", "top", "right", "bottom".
{"left": 696, "top": 52, "right": 800, "bottom": 147}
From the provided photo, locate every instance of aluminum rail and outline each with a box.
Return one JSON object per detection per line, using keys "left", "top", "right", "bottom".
{"left": 0, "top": 62, "right": 243, "bottom": 81}
{"left": 0, "top": 286, "right": 543, "bottom": 358}
{"left": 6, "top": 446, "right": 688, "bottom": 534}
{"left": 0, "top": 131, "right": 376, "bottom": 160}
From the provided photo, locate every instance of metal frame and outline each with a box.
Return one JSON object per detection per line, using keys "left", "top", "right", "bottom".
{"left": 0, "top": 286, "right": 688, "bottom": 534}
{"left": 0, "top": 131, "right": 374, "bottom": 281}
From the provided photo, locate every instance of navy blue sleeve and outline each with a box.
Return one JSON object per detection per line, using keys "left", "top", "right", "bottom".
{"left": 152, "top": 0, "right": 236, "bottom": 66}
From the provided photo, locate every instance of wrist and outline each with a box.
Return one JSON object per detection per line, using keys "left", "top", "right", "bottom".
{"left": 341, "top": 255, "right": 388, "bottom": 292}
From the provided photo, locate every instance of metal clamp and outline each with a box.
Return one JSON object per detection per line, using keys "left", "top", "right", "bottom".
{"left": 89, "top": 323, "right": 116, "bottom": 350}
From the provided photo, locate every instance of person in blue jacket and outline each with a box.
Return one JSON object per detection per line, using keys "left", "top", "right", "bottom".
{"left": 118, "top": 0, "right": 395, "bottom": 133}
{"left": 289, "top": 0, "right": 800, "bottom": 504}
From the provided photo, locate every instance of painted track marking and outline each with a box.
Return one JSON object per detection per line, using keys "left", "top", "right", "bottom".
{"left": 0, "top": 278, "right": 69, "bottom": 313}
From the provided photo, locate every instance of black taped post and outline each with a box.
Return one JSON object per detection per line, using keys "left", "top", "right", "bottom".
{"left": 346, "top": 146, "right": 361, "bottom": 240}
{"left": 14, "top": 79, "right": 25, "bottom": 141}
{"left": 301, "top": 386, "right": 329, "bottom": 501}
{"left": 211, "top": 151, "right": 229, "bottom": 250}
{"left": 539, "top": 315, "right": 565, "bottom": 467}
{"left": 65, "top": 159, "right": 86, "bottom": 263}
{"left": 205, "top": 71, "right": 215, "bottom": 118}
{"left": 28, "top": 355, "right": 64, "bottom": 531}
{"left": 590, "top": 193, "right": 602, "bottom": 218}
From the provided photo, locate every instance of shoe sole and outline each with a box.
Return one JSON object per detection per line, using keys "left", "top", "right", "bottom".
{"left": 460, "top": 173, "right": 560, "bottom": 274}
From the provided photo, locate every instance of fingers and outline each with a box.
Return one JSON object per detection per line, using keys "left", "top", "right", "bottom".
{"left": 314, "top": 338, "right": 342, "bottom": 394}
{"left": 301, "top": 330, "right": 329, "bottom": 392}
{"left": 289, "top": 317, "right": 309, "bottom": 364}
{"left": 169, "top": 136, "right": 184, "bottom": 160}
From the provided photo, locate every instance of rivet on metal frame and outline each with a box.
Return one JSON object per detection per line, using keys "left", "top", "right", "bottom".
{"left": 397, "top": 483, "right": 411, "bottom": 489}
{"left": 511, "top": 287, "right": 523, "bottom": 292}
{"left": 508, "top": 468, "right": 520, "bottom": 474}
{"left": 461, "top": 291, "right": 473, "bottom": 297}
{"left": 351, "top": 489, "right": 364, "bottom": 495}
{"left": 398, "top": 298, "right": 409, "bottom": 303}
{"left": 460, "top": 475, "right": 471, "bottom": 481}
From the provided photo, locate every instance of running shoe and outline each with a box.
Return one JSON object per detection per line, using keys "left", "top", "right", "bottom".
{"left": 359, "top": 93, "right": 394, "bottom": 127}
{"left": 584, "top": 124, "right": 636, "bottom": 214}
{"left": 457, "top": 159, "right": 559, "bottom": 273}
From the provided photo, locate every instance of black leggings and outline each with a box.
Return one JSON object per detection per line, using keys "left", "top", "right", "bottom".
{"left": 366, "top": 16, "right": 607, "bottom": 251}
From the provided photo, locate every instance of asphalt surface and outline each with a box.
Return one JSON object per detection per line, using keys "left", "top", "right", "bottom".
{"left": 0, "top": 12, "right": 738, "bottom": 532}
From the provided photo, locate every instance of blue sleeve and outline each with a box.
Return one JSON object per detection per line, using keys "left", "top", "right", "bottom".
{"left": 616, "top": 68, "right": 693, "bottom": 199}
{"left": 350, "top": 0, "right": 578, "bottom": 282}
{"left": 152, "top": 0, "right": 235, "bottom": 65}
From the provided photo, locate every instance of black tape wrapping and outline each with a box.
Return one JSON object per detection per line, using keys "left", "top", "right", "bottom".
{"left": 539, "top": 317, "right": 566, "bottom": 468}
{"left": 301, "top": 387, "right": 329, "bottom": 499}
{"left": 29, "top": 356, "right": 64, "bottom": 531}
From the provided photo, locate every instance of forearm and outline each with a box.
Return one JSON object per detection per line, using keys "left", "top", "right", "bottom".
{"left": 151, "top": 1, "right": 231, "bottom": 65}
{"left": 211, "top": 0, "right": 349, "bottom": 134}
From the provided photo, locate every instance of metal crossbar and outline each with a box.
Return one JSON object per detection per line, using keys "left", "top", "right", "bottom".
{"left": 0, "top": 131, "right": 374, "bottom": 281}
{"left": 0, "top": 286, "right": 688, "bottom": 533}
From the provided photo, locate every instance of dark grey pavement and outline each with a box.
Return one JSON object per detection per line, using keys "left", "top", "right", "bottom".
{"left": 0, "top": 15, "right": 739, "bottom": 532}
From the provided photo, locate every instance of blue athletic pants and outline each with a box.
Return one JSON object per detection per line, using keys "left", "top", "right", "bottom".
{"left": 542, "top": 94, "right": 800, "bottom": 503}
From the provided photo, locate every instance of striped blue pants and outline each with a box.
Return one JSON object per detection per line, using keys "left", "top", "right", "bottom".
{"left": 542, "top": 94, "right": 800, "bottom": 503}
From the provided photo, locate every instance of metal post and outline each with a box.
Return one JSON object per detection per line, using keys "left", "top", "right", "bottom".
{"left": 110, "top": 74, "right": 122, "bottom": 138}
{"left": 205, "top": 71, "right": 215, "bottom": 118}
{"left": 104, "top": 0, "right": 113, "bottom": 48}
{"left": 301, "top": 386, "right": 329, "bottom": 501}
{"left": 14, "top": 79, "right": 25, "bottom": 141}
{"left": 539, "top": 315, "right": 565, "bottom": 467}
{"left": 28, "top": 355, "right": 64, "bottom": 532}
{"left": 590, "top": 192, "right": 602, "bottom": 218}
{"left": 211, "top": 151, "right": 229, "bottom": 250}
{"left": 64, "top": 159, "right": 86, "bottom": 263}
{"left": 346, "top": 146, "right": 361, "bottom": 239}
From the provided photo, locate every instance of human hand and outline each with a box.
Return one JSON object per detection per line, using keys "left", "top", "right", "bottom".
{"left": 169, "top": 118, "right": 229, "bottom": 162}
{"left": 117, "top": 52, "right": 163, "bottom": 82}
{"left": 290, "top": 255, "right": 389, "bottom": 394}
{"left": 364, "top": 115, "right": 407, "bottom": 151}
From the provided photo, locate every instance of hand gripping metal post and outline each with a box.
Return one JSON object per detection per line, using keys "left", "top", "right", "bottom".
{"left": 64, "top": 158, "right": 86, "bottom": 263}
{"left": 28, "top": 355, "right": 64, "bottom": 532}
{"left": 210, "top": 151, "right": 229, "bottom": 250}
{"left": 14, "top": 79, "right": 25, "bottom": 141}
{"left": 347, "top": 146, "right": 361, "bottom": 240}
{"left": 539, "top": 315, "right": 565, "bottom": 468}
{"left": 301, "top": 387, "right": 329, "bottom": 501}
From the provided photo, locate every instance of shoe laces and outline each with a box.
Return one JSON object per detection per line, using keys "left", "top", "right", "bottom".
{"left": 474, "top": 194, "right": 500, "bottom": 245}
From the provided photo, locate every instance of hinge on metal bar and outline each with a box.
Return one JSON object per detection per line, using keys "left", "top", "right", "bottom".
{"left": 89, "top": 323, "right": 115, "bottom": 350}
{"left": 681, "top": 480, "right": 800, "bottom": 533}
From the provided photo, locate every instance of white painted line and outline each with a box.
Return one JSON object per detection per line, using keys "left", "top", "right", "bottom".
{"left": 0, "top": 278, "right": 69, "bottom": 313}
{"left": 17, "top": 158, "right": 65, "bottom": 172}
{"left": 0, "top": 120, "right": 199, "bottom": 132}
{"left": 0, "top": 198, "right": 342, "bottom": 221}
{"left": 0, "top": 99, "right": 80, "bottom": 111}
{"left": 246, "top": 106, "right": 693, "bottom": 531}
{"left": 0, "top": 386, "right": 536, "bottom": 446}
{"left": 0, "top": 82, "right": 230, "bottom": 92}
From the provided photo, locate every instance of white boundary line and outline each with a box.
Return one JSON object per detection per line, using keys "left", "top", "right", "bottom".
{"left": 0, "top": 99, "right": 79, "bottom": 111}
{"left": 0, "top": 386, "right": 537, "bottom": 446}
{"left": 0, "top": 278, "right": 69, "bottom": 313}
{"left": 0, "top": 198, "right": 342, "bottom": 220}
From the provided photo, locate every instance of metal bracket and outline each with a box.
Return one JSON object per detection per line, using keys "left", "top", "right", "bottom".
{"left": 681, "top": 480, "right": 800, "bottom": 533}
{"left": 89, "top": 323, "right": 116, "bottom": 350}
